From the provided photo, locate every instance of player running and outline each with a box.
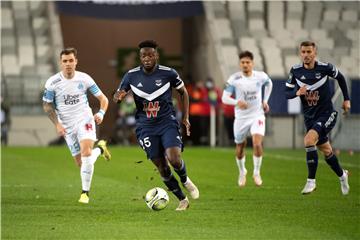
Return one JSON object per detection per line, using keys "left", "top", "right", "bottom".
{"left": 113, "top": 40, "right": 199, "bottom": 211}
{"left": 42, "top": 47, "right": 111, "bottom": 204}
{"left": 285, "top": 41, "right": 351, "bottom": 195}
{"left": 222, "top": 51, "right": 273, "bottom": 187}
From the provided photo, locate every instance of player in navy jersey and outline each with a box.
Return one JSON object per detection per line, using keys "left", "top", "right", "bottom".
{"left": 113, "top": 40, "right": 199, "bottom": 210}
{"left": 286, "top": 41, "right": 351, "bottom": 195}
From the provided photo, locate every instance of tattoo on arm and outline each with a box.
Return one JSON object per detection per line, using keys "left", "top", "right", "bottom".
{"left": 43, "top": 101, "right": 58, "bottom": 125}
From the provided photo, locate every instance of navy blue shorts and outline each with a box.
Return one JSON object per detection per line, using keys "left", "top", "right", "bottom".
{"left": 305, "top": 111, "right": 338, "bottom": 145}
{"left": 135, "top": 119, "right": 183, "bottom": 160}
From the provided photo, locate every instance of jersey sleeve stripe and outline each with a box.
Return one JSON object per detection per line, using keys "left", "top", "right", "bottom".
{"left": 286, "top": 83, "right": 295, "bottom": 88}
{"left": 42, "top": 90, "right": 55, "bottom": 102}
{"left": 175, "top": 81, "right": 184, "bottom": 89}
{"left": 89, "top": 84, "right": 100, "bottom": 95}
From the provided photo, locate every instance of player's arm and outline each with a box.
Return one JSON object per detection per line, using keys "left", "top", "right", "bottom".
{"left": 285, "top": 69, "right": 302, "bottom": 99}
{"left": 331, "top": 66, "right": 351, "bottom": 114}
{"left": 113, "top": 73, "right": 130, "bottom": 103}
{"left": 94, "top": 93, "right": 108, "bottom": 125}
{"left": 262, "top": 78, "right": 273, "bottom": 113}
{"left": 177, "top": 86, "right": 191, "bottom": 136}
{"left": 42, "top": 101, "right": 66, "bottom": 136}
{"left": 221, "top": 81, "right": 247, "bottom": 109}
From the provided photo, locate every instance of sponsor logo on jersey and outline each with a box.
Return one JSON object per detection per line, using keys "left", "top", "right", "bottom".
{"left": 143, "top": 101, "right": 160, "bottom": 118}
{"left": 63, "top": 94, "right": 80, "bottom": 105}
{"left": 137, "top": 82, "right": 143, "bottom": 87}
{"left": 300, "top": 75, "right": 306, "bottom": 80}
{"left": 305, "top": 91, "right": 319, "bottom": 106}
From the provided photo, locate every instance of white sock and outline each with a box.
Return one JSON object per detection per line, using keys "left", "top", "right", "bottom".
{"left": 90, "top": 147, "right": 101, "bottom": 165}
{"left": 236, "top": 156, "right": 246, "bottom": 174}
{"left": 253, "top": 155, "right": 262, "bottom": 176}
{"left": 81, "top": 156, "right": 94, "bottom": 191}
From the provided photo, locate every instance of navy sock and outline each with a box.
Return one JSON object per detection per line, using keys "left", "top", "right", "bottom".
{"left": 162, "top": 173, "right": 186, "bottom": 200}
{"left": 325, "top": 153, "right": 344, "bottom": 177}
{"left": 305, "top": 146, "right": 318, "bottom": 179}
{"left": 174, "top": 160, "right": 188, "bottom": 183}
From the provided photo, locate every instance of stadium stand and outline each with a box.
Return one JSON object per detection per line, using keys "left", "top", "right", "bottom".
{"left": 1, "top": 1, "right": 62, "bottom": 109}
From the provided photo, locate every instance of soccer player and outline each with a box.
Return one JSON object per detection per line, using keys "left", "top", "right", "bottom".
{"left": 42, "top": 47, "right": 111, "bottom": 204}
{"left": 222, "top": 51, "right": 273, "bottom": 187}
{"left": 113, "top": 40, "right": 199, "bottom": 211}
{"left": 285, "top": 41, "right": 351, "bottom": 195}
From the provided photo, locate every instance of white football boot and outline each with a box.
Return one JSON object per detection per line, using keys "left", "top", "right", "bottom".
{"left": 183, "top": 177, "right": 199, "bottom": 199}
{"left": 301, "top": 179, "right": 316, "bottom": 195}
{"left": 238, "top": 169, "right": 247, "bottom": 187}
{"left": 176, "top": 197, "right": 189, "bottom": 211}
{"left": 253, "top": 174, "right": 263, "bottom": 186}
{"left": 339, "top": 170, "right": 350, "bottom": 195}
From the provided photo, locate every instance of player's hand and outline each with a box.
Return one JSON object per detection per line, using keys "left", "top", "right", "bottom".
{"left": 113, "top": 90, "right": 127, "bottom": 103}
{"left": 263, "top": 102, "right": 270, "bottom": 113}
{"left": 296, "top": 85, "right": 307, "bottom": 96}
{"left": 342, "top": 100, "right": 351, "bottom": 115}
{"left": 94, "top": 113, "right": 104, "bottom": 125}
{"left": 237, "top": 100, "right": 248, "bottom": 110}
{"left": 56, "top": 123, "right": 66, "bottom": 137}
{"left": 182, "top": 117, "right": 191, "bottom": 136}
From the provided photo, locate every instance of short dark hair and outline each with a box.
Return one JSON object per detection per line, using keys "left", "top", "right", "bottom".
{"left": 239, "top": 51, "right": 254, "bottom": 60}
{"left": 138, "top": 40, "right": 158, "bottom": 50}
{"left": 300, "top": 41, "right": 316, "bottom": 48}
{"left": 60, "top": 47, "right": 77, "bottom": 58}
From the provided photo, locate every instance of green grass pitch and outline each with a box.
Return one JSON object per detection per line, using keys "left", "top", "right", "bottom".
{"left": 2, "top": 146, "right": 359, "bottom": 239}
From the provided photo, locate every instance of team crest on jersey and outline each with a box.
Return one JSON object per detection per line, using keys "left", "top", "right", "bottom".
{"left": 78, "top": 83, "right": 84, "bottom": 90}
{"left": 305, "top": 91, "right": 320, "bottom": 106}
{"left": 155, "top": 79, "right": 162, "bottom": 86}
{"left": 143, "top": 101, "right": 160, "bottom": 118}
{"left": 315, "top": 73, "right": 321, "bottom": 79}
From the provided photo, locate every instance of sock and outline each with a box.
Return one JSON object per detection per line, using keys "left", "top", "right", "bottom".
{"left": 325, "top": 153, "right": 344, "bottom": 177}
{"left": 174, "top": 159, "right": 188, "bottom": 183}
{"left": 305, "top": 146, "right": 318, "bottom": 179}
{"left": 236, "top": 156, "right": 246, "bottom": 174}
{"left": 90, "top": 147, "right": 101, "bottom": 165}
{"left": 162, "top": 173, "right": 186, "bottom": 200}
{"left": 253, "top": 155, "right": 262, "bottom": 176}
{"left": 80, "top": 156, "right": 94, "bottom": 192}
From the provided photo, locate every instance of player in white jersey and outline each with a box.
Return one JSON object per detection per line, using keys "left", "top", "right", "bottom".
{"left": 42, "top": 47, "right": 111, "bottom": 204}
{"left": 222, "top": 51, "right": 273, "bottom": 187}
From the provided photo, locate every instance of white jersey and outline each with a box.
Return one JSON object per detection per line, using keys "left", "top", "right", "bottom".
{"left": 224, "top": 71, "right": 271, "bottom": 119}
{"left": 42, "top": 71, "right": 102, "bottom": 131}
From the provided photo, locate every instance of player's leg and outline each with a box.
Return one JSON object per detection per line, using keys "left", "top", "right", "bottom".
{"left": 251, "top": 134, "right": 263, "bottom": 186}
{"left": 235, "top": 141, "right": 247, "bottom": 187}
{"left": 161, "top": 123, "right": 199, "bottom": 200}
{"left": 249, "top": 116, "right": 266, "bottom": 186}
{"left": 151, "top": 157, "right": 189, "bottom": 211}
{"left": 234, "top": 118, "right": 251, "bottom": 187}
{"left": 301, "top": 129, "right": 319, "bottom": 194}
{"left": 165, "top": 147, "right": 199, "bottom": 200}
{"left": 77, "top": 117, "right": 107, "bottom": 203}
{"left": 318, "top": 141, "right": 349, "bottom": 195}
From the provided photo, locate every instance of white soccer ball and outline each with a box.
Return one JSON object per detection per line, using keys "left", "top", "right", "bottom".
{"left": 145, "top": 187, "right": 169, "bottom": 211}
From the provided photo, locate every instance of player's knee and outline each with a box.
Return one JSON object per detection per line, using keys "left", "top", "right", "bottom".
{"left": 81, "top": 148, "right": 92, "bottom": 157}
{"left": 167, "top": 152, "right": 181, "bottom": 166}
{"left": 304, "top": 136, "right": 316, "bottom": 146}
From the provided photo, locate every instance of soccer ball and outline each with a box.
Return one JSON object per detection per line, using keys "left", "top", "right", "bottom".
{"left": 145, "top": 187, "right": 169, "bottom": 211}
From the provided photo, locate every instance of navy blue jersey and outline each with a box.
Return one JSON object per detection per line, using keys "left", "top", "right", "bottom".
{"left": 286, "top": 61, "right": 350, "bottom": 121}
{"left": 118, "top": 65, "right": 184, "bottom": 127}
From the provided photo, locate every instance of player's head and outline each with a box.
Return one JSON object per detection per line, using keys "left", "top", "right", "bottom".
{"left": 138, "top": 40, "right": 159, "bottom": 72}
{"left": 60, "top": 47, "right": 78, "bottom": 77}
{"left": 299, "top": 41, "right": 317, "bottom": 66}
{"left": 239, "top": 51, "right": 254, "bottom": 74}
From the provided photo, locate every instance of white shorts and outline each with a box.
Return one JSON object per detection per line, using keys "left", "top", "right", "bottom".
{"left": 233, "top": 115, "right": 265, "bottom": 144}
{"left": 64, "top": 117, "right": 97, "bottom": 156}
